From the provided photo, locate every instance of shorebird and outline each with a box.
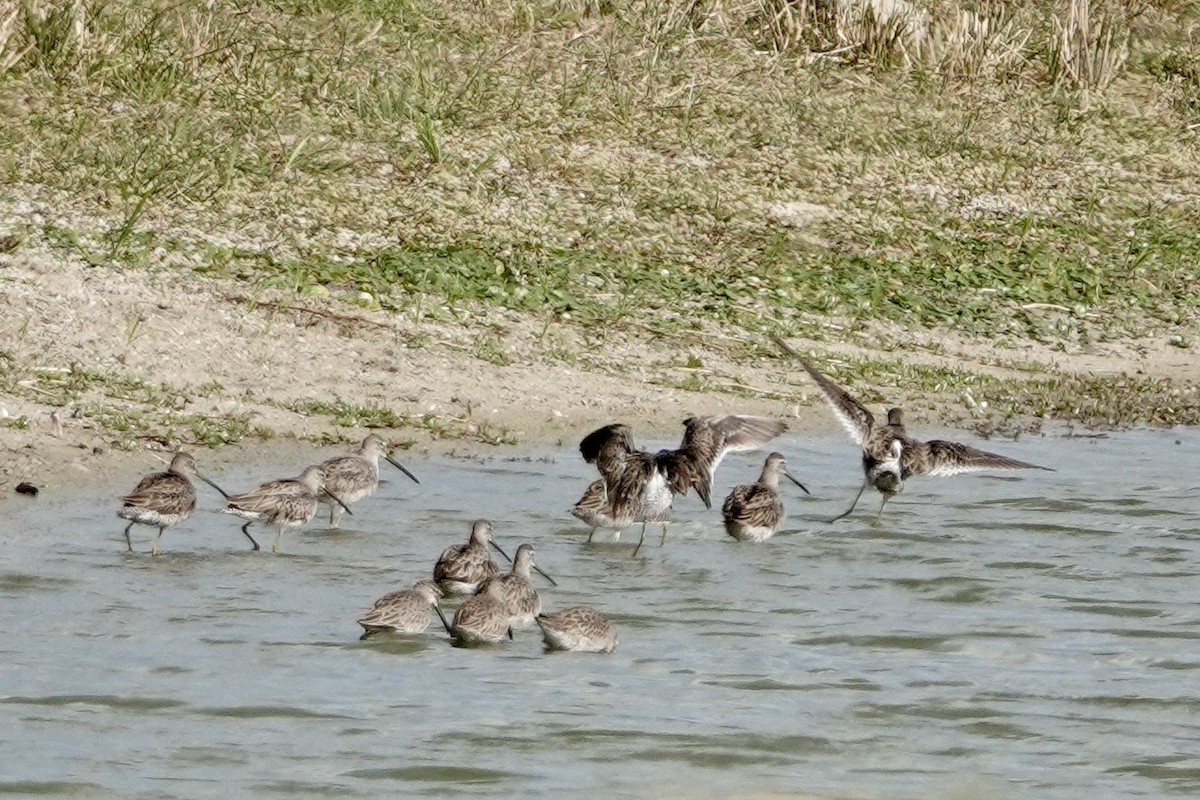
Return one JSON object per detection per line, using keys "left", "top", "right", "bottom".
{"left": 117, "top": 451, "right": 228, "bottom": 556}
{"left": 536, "top": 606, "right": 618, "bottom": 653}
{"left": 569, "top": 479, "right": 671, "bottom": 544}
{"left": 223, "top": 465, "right": 352, "bottom": 552}
{"left": 433, "top": 519, "right": 512, "bottom": 596}
{"left": 721, "top": 452, "right": 810, "bottom": 542}
{"left": 578, "top": 415, "right": 788, "bottom": 555}
{"left": 776, "top": 340, "right": 1051, "bottom": 521}
{"left": 473, "top": 543, "right": 557, "bottom": 628}
{"left": 357, "top": 580, "right": 449, "bottom": 639}
{"left": 316, "top": 434, "right": 419, "bottom": 527}
{"left": 449, "top": 579, "right": 513, "bottom": 644}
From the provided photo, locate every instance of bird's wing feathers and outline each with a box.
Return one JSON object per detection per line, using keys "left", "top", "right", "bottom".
{"left": 922, "top": 440, "right": 1051, "bottom": 477}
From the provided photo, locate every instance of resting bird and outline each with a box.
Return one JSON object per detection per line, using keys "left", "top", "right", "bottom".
{"left": 316, "top": 434, "right": 419, "bottom": 527}
{"left": 721, "top": 452, "right": 809, "bottom": 542}
{"left": 117, "top": 451, "right": 227, "bottom": 556}
{"left": 473, "top": 543, "right": 557, "bottom": 629}
{"left": 357, "top": 580, "right": 449, "bottom": 638}
{"left": 776, "top": 339, "right": 1051, "bottom": 521}
{"left": 536, "top": 606, "right": 618, "bottom": 653}
{"left": 433, "top": 519, "right": 512, "bottom": 596}
{"left": 449, "top": 579, "right": 513, "bottom": 644}
{"left": 577, "top": 415, "right": 787, "bottom": 555}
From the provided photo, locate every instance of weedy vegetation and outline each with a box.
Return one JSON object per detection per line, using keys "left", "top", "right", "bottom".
{"left": 1, "top": 0, "right": 1198, "bottom": 441}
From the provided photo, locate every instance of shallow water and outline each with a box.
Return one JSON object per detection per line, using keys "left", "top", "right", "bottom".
{"left": 2, "top": 429, "right": 1199, "bottom": 799}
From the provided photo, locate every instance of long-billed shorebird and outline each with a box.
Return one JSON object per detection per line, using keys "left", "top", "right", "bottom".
{"left": 449, "top": 579, "right": 513, "bottom": 644}
{"left": 722, "top": 452, "right": 810, "bottom": 542}
{"left": 433, "top": 519, "right": 512, "bottom": 596}
{"left": 117, "top": 451, "right": 228, "bottom": 556}
{"left": 536, "top": 606, "right": 618, "bottom": 653}
{"left": 223, "top": 465, "right": 352, "bottom": 552}
{"left": 316, "top": 434, "right": 419, "bottom": 527}
{"left": 776, "top": 340, "right": 1051, "bottom": 521}
{"left": 474, "top": 543, "right": 557, "bottom": 628}
{"left": 357, "top": 579, "right": 449, "bottom": 639}
{"left": 570, "top": 479, "right": 671, "bottom": 544}
{"left": 578, "top": 415, "right": 788, "bottom": 555}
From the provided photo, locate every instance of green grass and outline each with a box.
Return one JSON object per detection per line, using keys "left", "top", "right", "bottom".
{"left": 2, "top": 0, "right": 1199, "bottom": 434}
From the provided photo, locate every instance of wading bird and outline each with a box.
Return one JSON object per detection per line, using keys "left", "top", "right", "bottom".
{"left": 776, "top": 339, "right": 1051, "bottom": 521}
{"left": 577, "top": 415, "right": 787, "bottom": 555}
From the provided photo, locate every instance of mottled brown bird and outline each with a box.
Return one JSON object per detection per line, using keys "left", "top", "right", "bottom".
{"left": 118, "top": 451, "right": 228, "bottom": 556}
{"left": 722, "top": 452, "right": 809, "bottom": 542}
{"left": 578, "top": 415, "right": 787, "bottom": 555}
{"left": 316, "top": 434, "right": 419, "bottom": 527}
{"left": 223, "top": 465, "right": 352, "bottom": 552}
{"left": 433, "top": 519, "right": 512, "bottom": 596}
{"left": 357, "top": 580, "right": 449, "bottom": 638}
{"left": 536, "top": 606, "right": 618, "bottom": 653}
{"left": 450, "top": 579, "right": 513, "bottom": 644}
{"left": 776, "top": 339, "right": 1051, "bottom": 521}
{"left": 473, "top": 543, "right": 557, "bottom": 629}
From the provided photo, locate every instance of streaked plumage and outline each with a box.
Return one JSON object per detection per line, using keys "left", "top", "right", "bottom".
{"left": 722, "top": 452, "right": 810, "bottom": 542}
{"left": 570, "top": 478, "right": 670, "bottom": 543}
{"left": 117, "top": 451, "right": 227, "bottom": 556}
{"left": 474, "top": 544, "right": 557, "bottom": 628}
{"left": 450, "top": 579, "right": 512, "bottom": 644}
{"left": 357, "top": 580, "right": 448, "bottom": 638}
{"left": 777, "top": 340, "right": 1052, "bottom": 520}
{"left": 579, "top": 415, "right": 787, "bottom": 554}
{"left": 536, "top": 606, "right": 618, "bottom": 653}
{"left": 433, "top": 519, "right": 512, "bottom": 596}
{"left": 223, "top": 465, "right": 351, "bottom": 552}
{"left": 317, "top": 434, "right": 419, "bottom": 527}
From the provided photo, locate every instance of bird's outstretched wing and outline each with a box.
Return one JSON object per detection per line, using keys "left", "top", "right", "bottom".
{"left": 920, "top": 440, "right": 1052, "bottom": 477}
{"left": 774, "top": 339, "right": 874, "bottom": 445}
{"left": 671, "top": 415, "right": 788, "bottom": 507}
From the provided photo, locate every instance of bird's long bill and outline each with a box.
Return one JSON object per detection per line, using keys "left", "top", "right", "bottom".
{"left": 196, "top": 472, "right": 230, "bottom": 499}
{"left": 322, "top": 488, "right": 354, "bottom": 516}
{"left": 784, "top": 470, "right": 811, "bottom": 495}
{"left": 533, "top": 565, "right": 558, "bottom": 587}
{"left": 489, "top": 540, "right": 513, "bottom": 564}
{"left": 384, "top": 455, "right": 420, "bottom": 485}
{"left": 433, "top": 603, "right": 453, "bottom": 635}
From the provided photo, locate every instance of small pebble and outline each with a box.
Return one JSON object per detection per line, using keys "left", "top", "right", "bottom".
{"left": 15, "top": 482, "right": 38, "bottom": 497}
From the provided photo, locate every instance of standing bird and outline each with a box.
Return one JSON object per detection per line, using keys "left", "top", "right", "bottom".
{"left": 473, "top": 544, "right": 558, "bottom": 629}
{"left": 775, "top": 339, "right": 1052, "bottom": 521}
{"left": 223, "top": 465, "right": 352, "bottom": 552}
{"left": 316, "top": 433, "right": 419, "bottom": 527}
{"left": 570, "top": 479, "right": 670, "bottom": 544}
{"left": 536, "top": 606, "right": 618, "bottom": 653}
{"left": 432, "top": 519, "right": 512, "bottom": 596}
{"left": 117, "top": 451, "right": 228, "bottom": 556}
{"left": 449, "top": 579, "right": 513, "bottom": 644}
{"left": 357, "top": 580, "right": 449, "bottom": 639}
{"left": 578, "top": 415, "right": 788, "bottom": 555}
{"left": 722, "top": 452, "right": 810, "bottom": 542}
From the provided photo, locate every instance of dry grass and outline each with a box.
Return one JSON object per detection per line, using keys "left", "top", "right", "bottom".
{"left": 0, "top": 0, "right": 1197, "bottom": 366}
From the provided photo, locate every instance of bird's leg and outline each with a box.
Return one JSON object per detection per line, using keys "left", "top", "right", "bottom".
{"left": 241, "top": 522, "right": 260, "bottom": 551}
{"left": 123, "top": 522, "right": 135, "bottom": 554}
{"left": 659, "top": 523, "right": 669, "bottom": 547}
{"left": 328, "top": 504, "right": 337, "bottom": 528}
{"left": 271, "top": 527, "right": 284, "bottom": 554}
{"left": 828, "top": 483, "right": 867, "bottom": 523}
{"left": 631, "top": 522, "right": 648, "bottom": 558}
{"left": 151, "top": 526, "right": 165, "bottom": 557}
{"left": 875, "top": 493, "right": 890, "bottom": 523}
{"left": 586, "top": 525, "right": 597, "bottom": 544}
